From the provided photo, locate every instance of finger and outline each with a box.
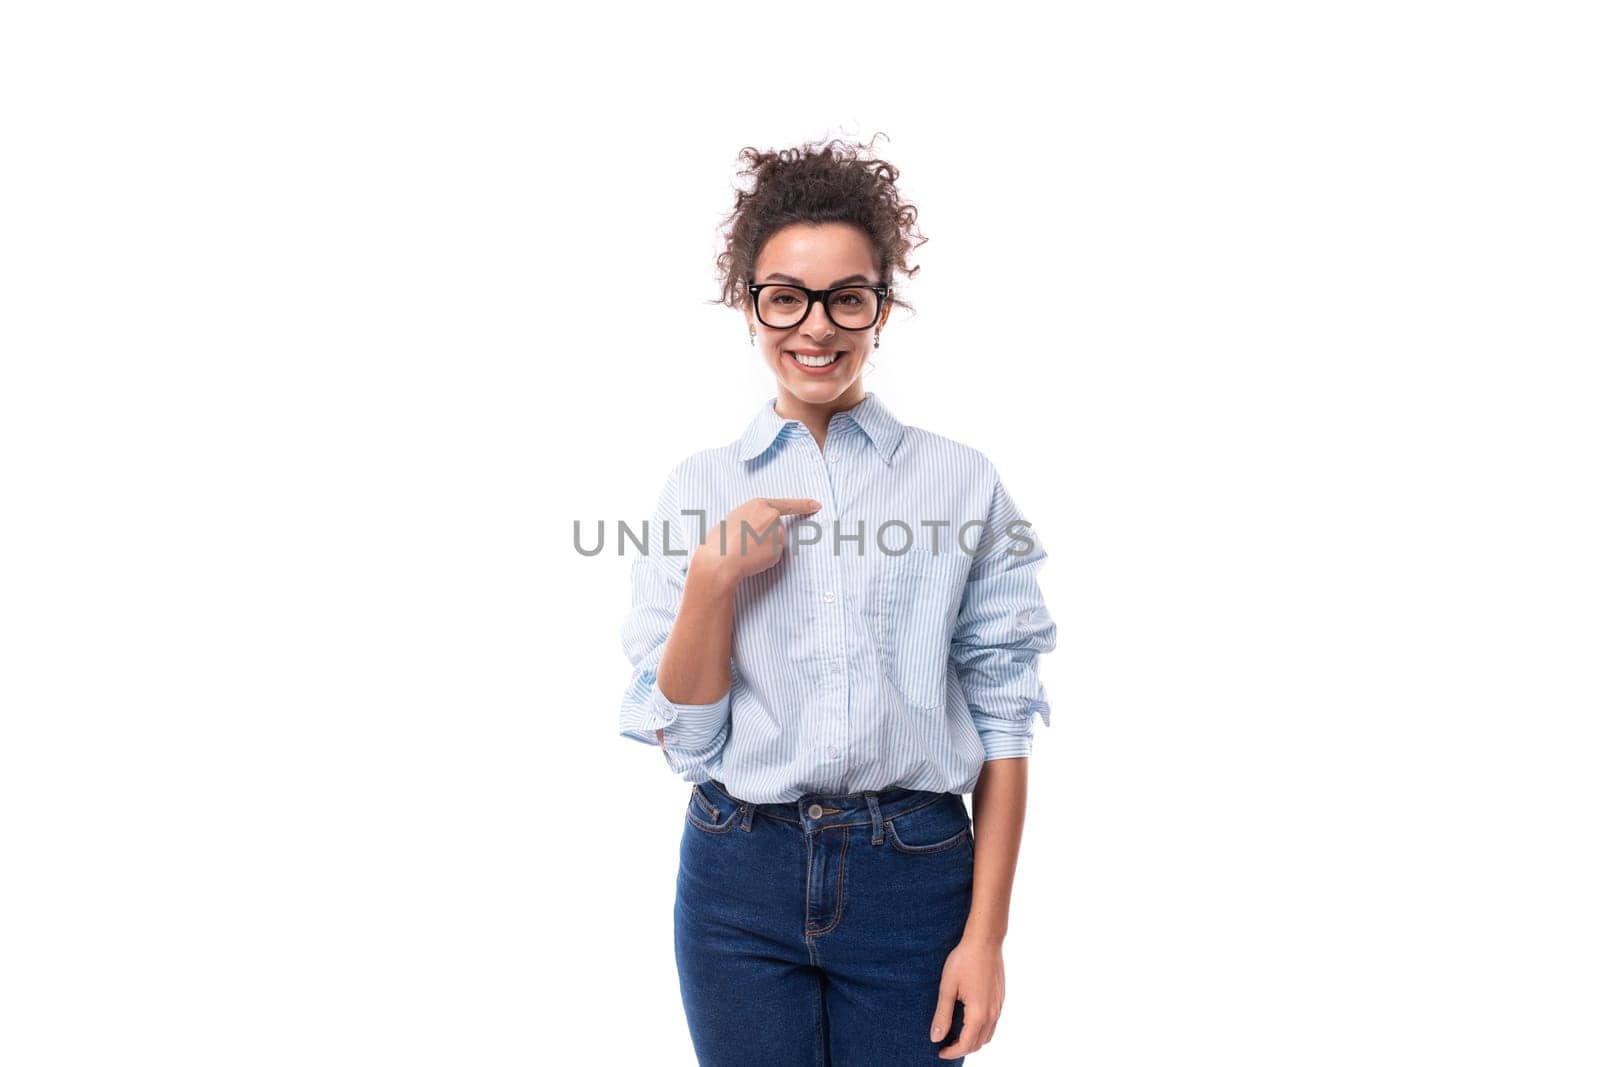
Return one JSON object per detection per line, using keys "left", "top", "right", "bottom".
{"left": 740, "top": 515, "right": 789, "bottom": 555}
{"left": 929, "top": 983, "right": 958, "bottom": 1045}
{"left": 761, "top": 497, "right": 822, "bottom": 515}
{"left": 939, "top": 1002, "right": 988, "bottom": 1058}
{"left": 971, "top": 1011, "right": 998, "bottom": 1054}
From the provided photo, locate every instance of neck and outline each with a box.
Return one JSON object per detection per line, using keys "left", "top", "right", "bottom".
{"left": 775, "top": 385, "right": 867, "bottom": 451}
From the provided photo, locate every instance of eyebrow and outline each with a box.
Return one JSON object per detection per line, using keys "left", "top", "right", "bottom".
{"left": 760, "top": 272, "right": 872, "bottom": 288}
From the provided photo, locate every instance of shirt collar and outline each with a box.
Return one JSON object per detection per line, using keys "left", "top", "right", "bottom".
{"left": 735, "top": 391, "right": 906, "bottom": 465}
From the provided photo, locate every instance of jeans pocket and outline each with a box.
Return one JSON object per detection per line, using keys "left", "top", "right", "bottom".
{"left": 685, "top": 782, "right": 741, "bottom": 834}
{"left": 883, "top": 795, "right": 973, "bottom": 856}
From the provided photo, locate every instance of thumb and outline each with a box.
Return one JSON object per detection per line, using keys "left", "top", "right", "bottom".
{"left": 930, "top": 977, "right": 958, "bottom": 1042}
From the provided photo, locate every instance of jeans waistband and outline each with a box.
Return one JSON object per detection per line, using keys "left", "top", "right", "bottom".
{"left": 699, "top": 777, "right": 956, "bottom": 833}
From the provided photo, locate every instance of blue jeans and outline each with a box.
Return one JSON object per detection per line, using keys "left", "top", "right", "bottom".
{"left": 674, "top": 777, "right": 975, "bottom": 1065}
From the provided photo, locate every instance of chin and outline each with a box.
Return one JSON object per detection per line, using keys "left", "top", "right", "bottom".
{"left": 785, "top": 370, "right": 858, "bottom": 396}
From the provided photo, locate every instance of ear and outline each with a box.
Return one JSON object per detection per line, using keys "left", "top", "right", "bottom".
{"left": 879, "top": 290, "right": 895, "bottom": 329}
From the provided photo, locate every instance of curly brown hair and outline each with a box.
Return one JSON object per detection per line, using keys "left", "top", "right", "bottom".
{"left": 712, "top": 132, "right": 928, "bottom": 317}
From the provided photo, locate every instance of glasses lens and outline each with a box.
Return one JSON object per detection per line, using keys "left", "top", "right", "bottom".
{"left": 827, "top": 287, "right": 878, "bottom": 330}
{"left": 756, "top": 286, "right": 808, "bottom": 328}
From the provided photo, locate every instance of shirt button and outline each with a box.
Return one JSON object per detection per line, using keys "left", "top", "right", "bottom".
{"left": 808, "top": 803, "right": 823, "bottom": 818}
{"left": 830, "top": 662, "right": 842, "bottom": 674}
{"left": 821, "top": 591, "right": 835, "bottom": 603}
{"left": 828, "top": 452, "right": 842, "bottom": 463}
{"left": 827, "top": 745, "right": 840, "bottom": 759}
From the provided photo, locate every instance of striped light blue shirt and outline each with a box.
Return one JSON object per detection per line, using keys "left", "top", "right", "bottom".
{"left": 618, "top": 391, "right": 1057, "bottom": 803}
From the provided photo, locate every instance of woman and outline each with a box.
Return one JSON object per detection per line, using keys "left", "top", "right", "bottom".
{"left": 619, "top": 135, "right": 1057, "bottom": 1065}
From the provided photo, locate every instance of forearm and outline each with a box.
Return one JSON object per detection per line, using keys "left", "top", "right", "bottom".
{"left": 964, "top": 755, "right": 1027, "bottom": 944}
{"left": 654, "top": 549, "right": 737, "bottom": 745}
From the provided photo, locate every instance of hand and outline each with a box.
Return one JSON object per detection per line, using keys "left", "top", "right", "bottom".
{"left": 931, "top": 936, "right": 1005, "bottom": 1059}
{"left": 692, "top": 496, "right": 821, "bottom": 587}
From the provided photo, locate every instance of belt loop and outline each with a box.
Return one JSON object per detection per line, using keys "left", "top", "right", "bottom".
{"left": 739, "top": 802, "right": 753, "bottom": 832}
{"left": 866, "top": 793, "right": 883, "bottom": 845}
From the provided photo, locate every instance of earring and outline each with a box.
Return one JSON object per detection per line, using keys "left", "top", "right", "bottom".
{"left": 874, "top": 331, "right": 881, "bottom": 350}
{"left": 749, "top": 330, "right": 756, "bottom": 346}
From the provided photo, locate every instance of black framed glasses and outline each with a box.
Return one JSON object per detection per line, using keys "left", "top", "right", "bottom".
{"left": 746, "top": 281, "right": 889, "bottom": 331}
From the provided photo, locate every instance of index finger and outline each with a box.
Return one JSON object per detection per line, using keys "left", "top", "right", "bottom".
{"left": 762, "top": 497, "right": 822, "bottom": 515}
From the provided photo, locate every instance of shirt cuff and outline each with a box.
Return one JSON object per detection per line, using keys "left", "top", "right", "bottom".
{"left": 645, "top": 676, "right": 729, "bottom": 747}
{"left": 969, "top": 701, "right": 1047, "bottom": 761}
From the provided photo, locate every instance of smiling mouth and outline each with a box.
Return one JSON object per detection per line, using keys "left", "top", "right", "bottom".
{"left": 787, "top": 350, "right": 843, "bottom": 369}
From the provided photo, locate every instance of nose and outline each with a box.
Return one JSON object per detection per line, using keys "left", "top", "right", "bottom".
{"left": 801, "top": 295, "right": 836, "bottom": 340}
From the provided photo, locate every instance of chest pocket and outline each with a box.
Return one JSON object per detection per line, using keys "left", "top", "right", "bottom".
{"left": 875, "top": 547, "right": 969, "bottom": 710}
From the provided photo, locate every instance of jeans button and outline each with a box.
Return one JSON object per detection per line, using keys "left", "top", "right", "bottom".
{"left": 807, "top": 803, "right": 823, "bottom": 818}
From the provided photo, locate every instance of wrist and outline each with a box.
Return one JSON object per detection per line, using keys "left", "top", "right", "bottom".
{"left": 688, "top": 547, "right": 738, "bottom": 596}
{"left": 962, "top": 919, "right": 1008, "bottom": 946}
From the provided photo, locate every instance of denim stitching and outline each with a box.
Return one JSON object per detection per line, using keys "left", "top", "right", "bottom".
{"left": 691, "top": 784, "right": 718, "bottom": 821}
{"left": 803, "top": 832, "right": 819, "bottom": 965}
{"left": 685, "top": 789, "right": 738, "bottom": 834}
{"left": 812, "top": 969, "right": 827, "bottom": 1067}
{"left": 884, "top": 818, "right": 971, "bottom": 856}
{"left": 764, "top": 793, "right": 945, "bottom": 828}
{"left": 805, "top": 827, "right": 849, "bottom": 937}
{"left": 708, "top": 779, "right": 953, "bottom": 830}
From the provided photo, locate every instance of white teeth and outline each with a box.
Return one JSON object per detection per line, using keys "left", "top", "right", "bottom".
{"left": 791, "top": 352, "right": 839, "bottom": 368}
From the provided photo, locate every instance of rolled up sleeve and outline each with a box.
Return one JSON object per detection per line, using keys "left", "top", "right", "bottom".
{"left": 618, "top": 464, "right": 732, "bottom": 779}
{"left": 949, "top": 470, "right": 1058, "bottom": 761}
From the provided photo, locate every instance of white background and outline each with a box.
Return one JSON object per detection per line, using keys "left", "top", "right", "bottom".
{"left": 3, "top": 2, "right": 1596, "bottom": 1064}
